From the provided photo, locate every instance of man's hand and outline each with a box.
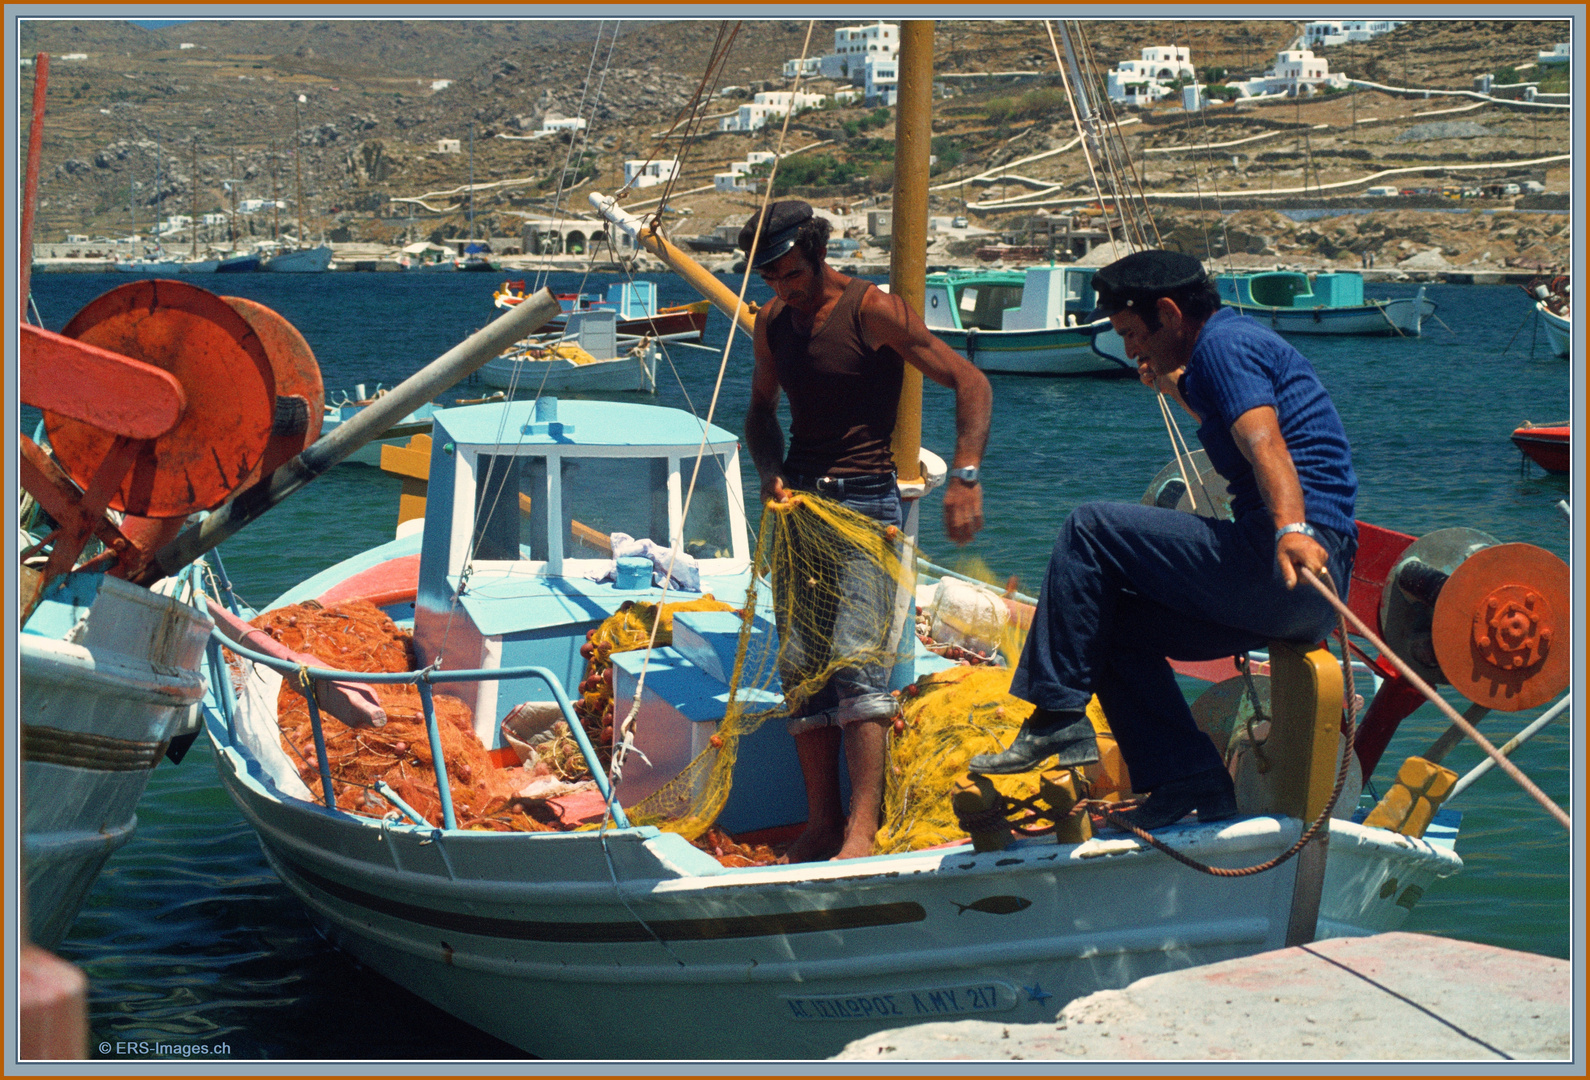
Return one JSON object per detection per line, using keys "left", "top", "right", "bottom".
{"left": 761, "top": 473, "right": 791, "bottom": 506}
{"left": 943, "top": 480, "right": 983, "bottom": 545}
{"left": 1138, "top": 362, "right": 1183, "bottom": 395}
{"left": 1276, "top": 530, "right": 1330, "bottom": 589}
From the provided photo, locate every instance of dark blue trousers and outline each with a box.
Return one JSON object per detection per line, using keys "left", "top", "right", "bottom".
{"left": 1010, "top": 502, "right": 1355, "bottom": 792}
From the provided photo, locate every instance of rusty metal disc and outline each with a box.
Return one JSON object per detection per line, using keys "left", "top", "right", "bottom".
{"left": 221, "top": 295, "right": 325, "bottom": 478}
{"left": 49, "top": 279, "right": 276, "bottom": 517}
{"left": 1431, "top": 542, "right": 1570, "bottom": 711}
{"left": 1378, "top": 527, "right": 1498, "bottom": 687}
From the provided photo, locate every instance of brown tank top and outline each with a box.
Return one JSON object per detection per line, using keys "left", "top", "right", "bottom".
{"left": 770, "top": 277, "right": 904, "bottom": 477}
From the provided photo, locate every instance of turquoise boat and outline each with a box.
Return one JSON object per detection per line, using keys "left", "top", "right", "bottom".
{"left": 923, "top": 267, "right": 1133, "bottom": 376}
{"left": 1215, "top": 270, "right": 1435, "bottom": 336}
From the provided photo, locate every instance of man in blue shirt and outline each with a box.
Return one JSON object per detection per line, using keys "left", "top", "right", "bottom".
{"left": 969, "top": 250, "right": 1358, "bottom": 831}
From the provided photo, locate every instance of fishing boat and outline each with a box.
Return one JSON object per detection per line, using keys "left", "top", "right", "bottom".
{"left": 1511, "top": 421, "right": 1570, "bottom": 474}
{"left": 1524, "top": 276, "right": 1570, "bottom": 358}
{"left": 921, "top": 267, "right": 1134, "bottom": 376}
{"left": 1214, "top": 271, "right": 1435, "bottom": 336}
{"left": 217, "top": 250, "right": 262, "bottom": 273}
{"left": 178, "top": 256, "right": 222, "bottom": 273}
{"left": 265, "top": 244, "right": 334, "bottom": 273}
{"left": 198, "top": 383, "right": 1583, "bottom": 1058}
{"left": 477, "top": 309, "right": 661, "bottom": 393}
{"left": 320, "top": 384, "right": 438, "bottom": 467}
{"left": 495, "top": 279, "right": 712, "bottom": 343}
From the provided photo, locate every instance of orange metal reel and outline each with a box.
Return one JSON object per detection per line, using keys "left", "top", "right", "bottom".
{"left": 221, "top": 295, "right": 325, "bottom": 477}
{"left": 1431, "top": 543, "right": 1570, "bottom": 711}
{"left": 48, "top": 279, "right": 276, "bottom": 517}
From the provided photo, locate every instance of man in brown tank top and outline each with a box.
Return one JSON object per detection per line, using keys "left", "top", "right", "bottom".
{"left": 741, "top": 200, "right": 992, "bottom": 861}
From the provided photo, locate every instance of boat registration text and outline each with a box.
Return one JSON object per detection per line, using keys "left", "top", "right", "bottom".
{"left": 782, "top": 981, "right": 1018, "bottom": 1021}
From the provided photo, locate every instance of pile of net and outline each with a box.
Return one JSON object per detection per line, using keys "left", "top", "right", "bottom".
{"left": 251, "top": 600, "right": 592, "bottom": 832}
{"left": 877, "top": 665, "right": 1131, "bottom": 854}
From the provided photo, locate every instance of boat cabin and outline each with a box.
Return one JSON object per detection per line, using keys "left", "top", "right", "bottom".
{"left": 1217, "top": 270, "right": 1366, "bottom": 310}
{"left": 411, "top": 397, "right": 751, "bottom": 753}
{"left": 924, "top": 267, "right": 1100, "bottom": 332}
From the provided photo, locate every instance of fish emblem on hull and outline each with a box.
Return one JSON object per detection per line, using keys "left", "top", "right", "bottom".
{"left": 951, "top": 895, "right": 1032, "bottom": 916}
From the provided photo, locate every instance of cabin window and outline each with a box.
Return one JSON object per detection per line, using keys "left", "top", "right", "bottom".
{"left": 680, "top": 452, "right": 735, "bottom": 559}
{"left": 473, "top": 454, "right": 549, "bottom": 561}
{"left": 958, "top": 284, "right": 1026, "bottom": 330}
{"left": 561, "top": 456, "right": 669, "bottom": 556}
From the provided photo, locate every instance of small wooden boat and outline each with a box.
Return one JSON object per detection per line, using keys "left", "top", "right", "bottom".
{"left": 923, "top": 267, "right": 1132, "bottom": 376}
{"left": 495, "top": 280, "right": 711, "bottom": 343}
{"left": 1215, "top": 271, "right": 1435, "bottom": 336}
{"left": 264, "top": 244, "right": 334, "bottom": 273}
{"left": 479, "top": 312, "right": 661, "bottom": 394}
{"left": 1511, "top": 421, "right": 1570, "bottom": 474}
{"left": 1538, "top": 303, "right": 1570, "bottom": 357}
{"left": 320, "top": 385, "right": 437, "bottom": 467}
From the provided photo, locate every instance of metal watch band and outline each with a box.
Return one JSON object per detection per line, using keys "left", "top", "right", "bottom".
{"left": 1276, "top": 521, "right": 1320, "bottom": 541}
{"left": 949, "top": 465, "right": 979, "bottom": 484}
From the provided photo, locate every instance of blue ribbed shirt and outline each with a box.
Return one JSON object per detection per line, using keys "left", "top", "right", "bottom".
{"left": 1181, "top": 307, "right": 1358, "bottom": 538}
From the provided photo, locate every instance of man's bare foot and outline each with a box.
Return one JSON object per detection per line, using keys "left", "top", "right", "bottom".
{"left": 831, "top": 820, "right": 878, "bottom": 860}
{"left": 784, "top": 822, "right": 843, "bottom": 863}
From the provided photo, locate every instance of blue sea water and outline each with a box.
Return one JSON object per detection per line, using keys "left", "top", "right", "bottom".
{"left": 25, "top": 270, "right": 1574, "bottom": 1059}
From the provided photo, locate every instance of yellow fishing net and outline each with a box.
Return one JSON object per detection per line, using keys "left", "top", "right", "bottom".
{"left": 597, "top": 493, "right": 1132, "bottom": 849}
{"left": 625, "top": 492, "right": 915, "bottom": 839}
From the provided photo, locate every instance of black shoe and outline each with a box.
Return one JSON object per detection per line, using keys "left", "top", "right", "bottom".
{"left": 968, "top": 709, "right": 1099, "bottom": 775}
{"left": 1117, "top": 767, "right": 1238, "bottom": 831}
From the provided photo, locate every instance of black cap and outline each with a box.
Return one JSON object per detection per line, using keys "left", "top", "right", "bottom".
{"left": 1090, "top": 250, "right": 1208, "bottom": 321}
{"left": 738, "top": 200, "right": 814, "bottom": 269}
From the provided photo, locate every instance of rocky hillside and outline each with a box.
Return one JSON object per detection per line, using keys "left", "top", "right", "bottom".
{"left": 19, "top": 17, "right": 1571, "bottom": 272}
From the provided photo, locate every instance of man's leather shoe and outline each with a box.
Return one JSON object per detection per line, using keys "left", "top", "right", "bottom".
{"left": 968, "top": 709, "right": 1099, "bottom": 775}
{"left": 1116, "top": 767, "right": 1238, "bottom": 831}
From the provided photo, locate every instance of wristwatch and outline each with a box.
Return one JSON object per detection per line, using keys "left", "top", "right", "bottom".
{"left": 1276, "top": 521, "right": 1320, "bottom": 542}
{"left": 949, "top": 465, "right": 980, "bottom": 485}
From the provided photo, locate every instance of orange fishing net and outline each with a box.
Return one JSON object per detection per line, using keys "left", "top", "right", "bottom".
{"left": 254, "top": 600, "right": 569, "bottom": 832}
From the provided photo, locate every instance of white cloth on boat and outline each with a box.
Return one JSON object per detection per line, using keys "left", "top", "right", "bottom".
{"left": 589, "top": 533, "right": 701, "bottom": 592}
{"left": 231, "top": 661, "right": 316, "bottom": 803}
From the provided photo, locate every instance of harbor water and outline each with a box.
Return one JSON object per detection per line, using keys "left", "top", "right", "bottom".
{"left": 25, "top": 270, "right": 1572, "bottom": 1059}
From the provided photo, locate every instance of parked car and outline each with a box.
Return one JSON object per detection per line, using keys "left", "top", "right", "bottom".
{"left": 952, "top": 216, "right": 969, "bottom": 229}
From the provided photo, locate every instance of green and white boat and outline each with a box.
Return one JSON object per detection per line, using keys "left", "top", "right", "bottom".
{"left": 922, "top": 267, "right": 1133, "bottom": 376}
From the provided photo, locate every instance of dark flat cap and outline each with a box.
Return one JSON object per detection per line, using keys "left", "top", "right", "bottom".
{"left": 738, "top": 200, "right": 814, "bottom": 269}
{"left": 1090, "top": 249, "right": 1208, "bottom": 321}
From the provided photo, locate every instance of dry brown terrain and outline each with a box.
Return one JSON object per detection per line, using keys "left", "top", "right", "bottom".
{"left": 18, "top": 18, "right": 1571, "bottom": 271}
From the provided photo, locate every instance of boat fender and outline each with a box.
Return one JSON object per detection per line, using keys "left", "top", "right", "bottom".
{"left": 206, "top": 599, "right": 387, "bottom": 728}
{"left": 965, "top": 326, "right": 978, "bottom": 361}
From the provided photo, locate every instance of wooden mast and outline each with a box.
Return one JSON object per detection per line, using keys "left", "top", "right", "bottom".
{"left": 889, "top": 21, "right": 933, "bottom": 485}
{"left": 293, "top": 102, "right": 305, "bottom": 250}
{"left": 190, "top": 136, "right": 199, "bottom": 261}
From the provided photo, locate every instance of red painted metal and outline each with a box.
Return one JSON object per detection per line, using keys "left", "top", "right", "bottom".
{"left": 221, "top": 296, "right": 325, "bottom": 478}
{"left": 1346, "top": 520, "right": 1417, "bottom": 638}
{"left": 20, "top": 324, "right": 186, "bottom": 439}
{"left": 20, "top": 53, "right": 48, "bottom": 317}
{"left": 18, "top": 438, "right": 135, "bottom": 562}
{"left": 1510, "top": 424, "right": 1570, "bottom": 475}
{"left": 1431, "top": 542, "right": 1570, "bottom": 712}
{"left": 49, "top": 280, "right": 277, "bottom": 517}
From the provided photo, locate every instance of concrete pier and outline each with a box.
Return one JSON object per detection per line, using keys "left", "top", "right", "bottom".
{"left": 835, "top": 933, "right": 1571, "bottom": 1061}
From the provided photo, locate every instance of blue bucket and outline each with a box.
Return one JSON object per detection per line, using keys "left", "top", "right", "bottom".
{"left": 614, "top": 556, "right": 652, "bottom": 590}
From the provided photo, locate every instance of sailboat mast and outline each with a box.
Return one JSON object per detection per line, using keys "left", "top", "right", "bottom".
{"left": 889, "top": 20, "right": 933, "bottom": 486}
{"left": 294, "top": 102, "right": 306, "bottom": 249}
{"left": 468, "top": 122, "right": 476, "bottom": 246}
{"left": 271, "top": 143, "right": 280, "bottom": 242}
{"left": 190, "top": 136, "right": 199, "bottom": 260}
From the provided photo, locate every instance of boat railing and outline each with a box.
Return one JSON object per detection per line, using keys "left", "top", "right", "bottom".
{"left": 205, "top": 630, "right": 629, "bottom": 830}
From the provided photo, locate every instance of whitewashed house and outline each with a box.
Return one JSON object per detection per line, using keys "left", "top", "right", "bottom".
{"left": 714, "top": 150, "right": 780, "bottom": 194}
{"left": 1538, "top": 42, "right": 1570, "bottom": 64}
{"left": 537, "top": 116, "right": 587, "bottom": 137}
{"left": 1226, "top": 49, "right": 1349, "bottom": 99}
{"left": 1106, "top": 46, "right": 1195, "bottom": 105}
{"left": 1303, "top": 21, "right": 1407, "bottom": 47}
{"left": 818, "top": 21, "right": 898, "bottom": 81}
{"left": 719, "top": 91, "right": 827, "bottom": 132}
{"left": 864, "top": 56, "right": 899, "bottom": 105}
{"left": 436, "top": 138, "right": 462, "bottom": 154}
{"left": 624, "top": 158, "right": 681, "bottom": 190}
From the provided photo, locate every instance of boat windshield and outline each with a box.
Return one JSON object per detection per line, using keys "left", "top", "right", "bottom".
{"left": 957, "top": 283, "right": 1025, "bottom": 331}
{"left": 468, "top": 451, "right": 735, "bottom": 564}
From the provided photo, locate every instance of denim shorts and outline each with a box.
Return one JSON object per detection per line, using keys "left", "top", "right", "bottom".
{"left": 777, "top": 477, "right": 905, "bottom": 732}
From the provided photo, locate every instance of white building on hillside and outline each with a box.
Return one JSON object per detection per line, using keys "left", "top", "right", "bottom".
{"left": 1303, "top": 21, "right": 1407, "bottom": 47}
{"left": 623, "top": 158, "right": 681, "bottom": 189}
{"left": 1226, "top": 49, "right": 1348, "bottom": 98}
{"left": 1105, "top": 45, "right": 1195, "bottom": 105}
{"left": 1538, "top": 41, "right": 1570, "bottom": 64}
{"left": 865, "top": 56, "right": 899, "bottom": 105}
{"left": 714, "top": 150, "right": 780, "bottom": 194}
{"left": 820, "top": 21, "right": 898, "bottom": 81}
{"left": 537, "top": 115, "right": 587, "bottom": 137}
{"left": 719, "top": 90, "right": 827, "bottom": 132}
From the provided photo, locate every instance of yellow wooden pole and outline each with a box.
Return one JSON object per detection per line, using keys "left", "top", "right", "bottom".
{"left": 889, "top": 20, "right": 933, "bottom": 484}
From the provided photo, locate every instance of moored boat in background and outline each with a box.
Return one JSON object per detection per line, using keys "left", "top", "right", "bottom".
{"left": 1215, "top": 270, "right": 1434, "bottom": 336}
{"left": 496, "top": 279, "right": 711, "bottom": 343}
{"left": 922, "top": 267, "right": 1132, "bottom": 376}
{"left": 1511, "top": 421, "right": 1570, "bottom": 474}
